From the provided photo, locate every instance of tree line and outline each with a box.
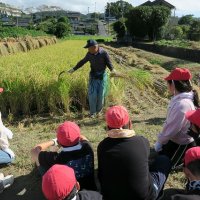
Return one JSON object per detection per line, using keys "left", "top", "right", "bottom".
{"left": 109, "top": 1, "right": 200, "bottom": 41}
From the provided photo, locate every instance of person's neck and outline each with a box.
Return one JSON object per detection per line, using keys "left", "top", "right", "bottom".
{"left": 173, "top": 90, "right": 180, "bottom": 96}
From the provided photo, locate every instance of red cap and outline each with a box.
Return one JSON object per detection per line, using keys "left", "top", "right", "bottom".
{"left": 184, "top": 147, "right": 200, "bottom": 166}
{"left": 0, "top": 88, "right": 3, "bottom": 93}
{"left": 185, "top": 109, "right": 200, "bottom": 128}
{"left": 106, "top": 105, "right": 130, "bottom": 129}
{"left": 56, "top": 121, "right": 80, "bottom": 147}
{"left": 164, "top": 68, "right": 192, "bottom": 81}
{"left": 42, "top": 164, "right": 76, "bottom": 200}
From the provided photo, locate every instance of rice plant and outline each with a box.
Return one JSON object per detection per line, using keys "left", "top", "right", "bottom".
{"left": 129, "top": 69, "right": 153, "bottom": 90}
{"left": 0, "top": 40, "right": 125, "bottom": 116}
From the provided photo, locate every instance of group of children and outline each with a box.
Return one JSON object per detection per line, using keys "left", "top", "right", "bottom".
{"left": 0, "top": 67, "right": 200, "bottom": 200}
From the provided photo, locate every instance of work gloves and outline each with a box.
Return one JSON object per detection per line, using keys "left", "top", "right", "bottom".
{"left": 68, "top": 68, "right": 75, "bottom": 73}
{"left": 154, "top": 141, "right": 163, "bottom": 152}
{"left": 110, "top": 69, "right": 117, "bottom": 77}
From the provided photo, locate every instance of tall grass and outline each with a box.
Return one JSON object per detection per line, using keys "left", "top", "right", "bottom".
{"left": 64, "top": 35, "right": 113, "bottom": 42}
{"left": 129, "top": 69, "right": 153, "bottom": 90}
{"left": 0, "top": 40, "right": 124, "bottom": 116}
{"left": 154, "top": 39, "right": 200, "bottom": 49}
{"left": 0, "top": 27, "right": 48, "bottom": 38}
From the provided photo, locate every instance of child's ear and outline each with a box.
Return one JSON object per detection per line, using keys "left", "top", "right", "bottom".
{"left": 183, "top": 167, "right": 193, "bottom": 181}
{"left": 129, "top": 120, "right": 132, "bottom": 129}
{"left": 75, "top": 181, "right": 80, "bottom": 191}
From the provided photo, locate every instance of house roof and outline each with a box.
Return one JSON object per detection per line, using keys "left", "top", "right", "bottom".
{"left": 140, "top": 1, "right": 152, "bottom": 6}
{"left": 152, "top": 0, "right": 175, "bottom": 9}
{"left": 140, "top": 0, "right": 175, "bottom": 9}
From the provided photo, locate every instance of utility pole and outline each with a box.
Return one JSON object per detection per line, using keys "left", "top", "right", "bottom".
{"left": 108, "top": 3, "right": 110, "bottom": 35}
{"left": 16, "top": 16, "right": 18, "bottom": 27}
{"left": 120, "top": 0, "right": 124, "bottom": 19}
{"left": 94, "top": 2, "right": 96, "bottom": 21}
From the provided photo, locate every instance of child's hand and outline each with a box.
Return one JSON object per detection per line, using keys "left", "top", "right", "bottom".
{"left": 31, "top": 146, "right": 41, "bottom": 161}
{"left": 154, "top": 141, "right": 163, "bottom": 152}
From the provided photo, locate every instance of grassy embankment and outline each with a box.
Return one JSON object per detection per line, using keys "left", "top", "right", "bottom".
{"left": 155, "top": 39, "right": 200, "bottom": 50}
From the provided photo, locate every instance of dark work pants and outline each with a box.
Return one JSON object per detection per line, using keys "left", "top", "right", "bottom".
{"left": 150, "top": 155, "right": 171, "bottom": 199}
{"left": 159, "top": 140, "right": 196, "bottom": 168}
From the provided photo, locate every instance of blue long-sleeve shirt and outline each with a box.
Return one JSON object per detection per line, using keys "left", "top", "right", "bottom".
{"left": 73, "top": 47, "right": 113, "bottom": 77}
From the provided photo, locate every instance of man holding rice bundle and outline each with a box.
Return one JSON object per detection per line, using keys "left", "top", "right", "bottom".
{"left": 68, "top": 39, "right": 116, "bottom": 118}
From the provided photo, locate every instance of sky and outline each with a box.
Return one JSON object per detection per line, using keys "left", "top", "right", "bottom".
{"left": 1, "top": 0, "right": 200, "bottom": 17}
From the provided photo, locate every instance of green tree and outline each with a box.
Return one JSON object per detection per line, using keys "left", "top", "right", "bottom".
{"left": 189, "top": 20, "right": 200, "bottom": 41}
{"left": 180, "top": 25, "right": 190, "bottom": 39}
{"left": 170, "top": 26, "right": 184, "bottom": 39}
{"left": 36, "top": 21, "right": 53, "bottom": 34}
{"left": 113, "top": 18, "right": 126, "bottom": 39}
{"left": 90, "top": 12, "right": 100, "bottom": 20}
{"left": 36, "top": 18, "right": 56, "bottom": 34}
{"left": 85, "top": 24, "right": 98, "bottom": 35}
{"left": 105, "top": 1, "right": 133, "bottom": 19}
{"left": 57, "top": 16, "right": 69, "bottom": 23}
{"left": 126, "top": 6, "right": 152, "bottom": 38}
{"left": 55, "top": 22, "right": 71, "bottom": 38}
{"left": 36, "top": 16, "right": 71, "bottom": 38}
{"left": 178, "top": 15, "right": 194, "bottom": 25}
{"left": 126, "top": 6, "right": 171, "bottom": 40}
{"left": 149, "top": 6, "right": 171, "bottom": 40}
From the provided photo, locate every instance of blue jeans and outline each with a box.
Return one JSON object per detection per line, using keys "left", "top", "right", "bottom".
{"left": 0, "top": 150, "right": 12, "bottom": 165}
{"left": 150, "top": 155, "right": 171, "bottom": 199}
{"left": 88, "top": 73, "right": 108, "bottom": 115}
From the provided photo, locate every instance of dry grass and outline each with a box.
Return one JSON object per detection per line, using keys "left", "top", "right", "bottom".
{"left": 0, "top": 36, "right": 57, "bottom": 56}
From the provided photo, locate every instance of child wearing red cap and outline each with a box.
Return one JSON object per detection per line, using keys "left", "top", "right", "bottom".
{"left": 185, "top": 108, "right": 200, "bottom": 145}
{"left": 162, "top": 147, "right": 200, "bottom": 200}
{"left": 154, "top": 68, "right": 199, "bottom": 168}
{"left": 31, "top": 121, "right": 96, "bottom": 190}
{"left": 97, "top": 105, "right": 171, "bottom": 200}
{"left": 42, "top": 164, "right": 102, "bottom": 200}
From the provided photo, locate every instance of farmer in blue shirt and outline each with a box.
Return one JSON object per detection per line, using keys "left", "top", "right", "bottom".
{"left": 68, "top": 39, "right": 116, "bottom": 118}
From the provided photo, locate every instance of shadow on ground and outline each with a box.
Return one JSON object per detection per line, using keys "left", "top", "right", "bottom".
{"left": 0, "top": 168, "right": 45, "bottom": 200}
{"left": 161, "top": 59, "right": 191, "bottom": 71}
{"left": 133, "top": 117, "right": 165, "bottom": 126}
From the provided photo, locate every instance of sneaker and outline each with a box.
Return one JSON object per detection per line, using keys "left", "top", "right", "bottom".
{"left": 0, "top": 173, "right": 4, "bottom": 180}
{"left": 89, "top": 114, "right": 96, "bottom": 119}
{"left": 2, "top": 174, "right": 14, "bottom": 189}
{"left": 0, "top": 173, "right": 4, "bottom": 193}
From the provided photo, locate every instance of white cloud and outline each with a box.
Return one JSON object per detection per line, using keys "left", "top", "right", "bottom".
{"left": 1, "top": 0, "right": 200, "bottom": 17}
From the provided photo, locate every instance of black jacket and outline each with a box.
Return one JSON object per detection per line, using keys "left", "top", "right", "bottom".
{"left": 76, "top": 190, "right": 103, "bottom": 200}
{"left": 97, "top": 135, "right": 154, "bottom": 200}
{"left": 169, "top": 190, "right": 200, "bottom": 200}
{"left": 163, "top": 189, "right": 200, "bottom": 200}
